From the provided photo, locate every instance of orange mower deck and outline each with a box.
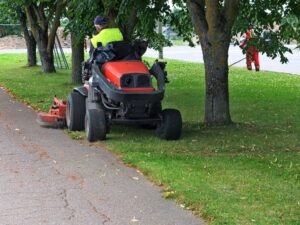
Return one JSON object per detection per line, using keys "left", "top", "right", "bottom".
{"left": 36, "top": 97, "right": 66, "bottom": 128}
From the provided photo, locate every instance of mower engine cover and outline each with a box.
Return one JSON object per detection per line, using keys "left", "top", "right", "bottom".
{"left": 102, "top": 61, "right": 154, "bottom": 92}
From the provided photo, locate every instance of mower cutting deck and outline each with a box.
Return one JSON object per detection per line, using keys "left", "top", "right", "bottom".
{"left": 36, "top": 97, "right": 67, "bottom": 128}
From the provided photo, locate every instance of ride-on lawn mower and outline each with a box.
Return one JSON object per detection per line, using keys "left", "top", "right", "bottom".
{"left": 37, "top": 41, "right": 182, "bottom": 141}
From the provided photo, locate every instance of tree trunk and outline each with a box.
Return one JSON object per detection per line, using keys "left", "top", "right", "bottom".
{"left": 19, "top": 12, "right": 36, "bottom": 67}
{"left": 39, "top": 50, "right": 55, "bottom": 73}
{"left": 201, "top": 40, "right": 232, "bottom": 125}
{"left": 37, "top": 38, "right": 56, "bottom": 73}
{"left": 24, "top": 2, "right": 66, "bottom": 73}
{"left": 158, "top": 21, "right": 163, "bottom": 59}
{"left": 119, "top": 7, "right": 137, "bottom": 41}
{"left": 71, "top": 32, "right": 84, "bottom": 84}
{"left": 186, "top": 0, "right": 239, "bottom": 126}
{"left": 26, "top": 36, "right": 37, "bottom": 67}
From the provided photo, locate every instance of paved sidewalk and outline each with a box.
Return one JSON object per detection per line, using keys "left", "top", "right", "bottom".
{"left": 0, "top": 87, "right": 204, "bottom": 225}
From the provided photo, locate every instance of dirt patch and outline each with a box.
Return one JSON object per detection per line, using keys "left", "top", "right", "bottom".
{"left": 68, "top": 174, "right": 84, "bottom": 188}
{"left": 0, "top": 27, "right": 71, "bottom": 50}
{"left": 31, "top": 143, "right": 51, "bottom": 160}
{"left": 0, "top": 35, "right": 26, "bottom": 49}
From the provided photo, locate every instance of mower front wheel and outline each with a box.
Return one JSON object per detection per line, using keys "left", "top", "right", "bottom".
{"left": 85, "top": 109, "right": 107, "bottom": 142}
{"left": 156, "top": 109, "right": 182, "bottom": 140}
{"left": 66, "top": 91, "right": 86, "bottom": 131}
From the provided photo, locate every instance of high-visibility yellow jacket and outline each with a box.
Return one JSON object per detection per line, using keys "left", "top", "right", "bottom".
{"left": 91, "top": 28, "right": 123, "bottom": 48}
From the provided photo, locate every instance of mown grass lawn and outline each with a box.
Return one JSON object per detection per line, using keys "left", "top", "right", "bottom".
{"left": 0, "top": 53, "right": 299, "bottom": 224}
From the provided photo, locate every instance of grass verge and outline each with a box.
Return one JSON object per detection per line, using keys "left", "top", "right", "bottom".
{"left": 0, "top": 53, "right": 299, "bottom": 224}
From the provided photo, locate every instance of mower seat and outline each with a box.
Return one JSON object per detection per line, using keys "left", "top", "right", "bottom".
{"left": 107, "top": 41, "right": 137, "bottom": 60}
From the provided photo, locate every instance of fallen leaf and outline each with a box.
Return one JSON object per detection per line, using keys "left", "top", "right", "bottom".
{"left": 163, "top": 191, "right": 175, "bottom": 199}
{"left": 131, "top": 217, "right": 139, "bottom": 223}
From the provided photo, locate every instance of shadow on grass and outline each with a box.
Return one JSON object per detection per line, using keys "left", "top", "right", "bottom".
{"left": 107, "top": 121, "right": 299, "bottom": 156}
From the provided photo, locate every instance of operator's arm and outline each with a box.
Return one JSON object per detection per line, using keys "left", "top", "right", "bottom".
{"left": 89, "top": 44, "right": 95, "bottom": 57}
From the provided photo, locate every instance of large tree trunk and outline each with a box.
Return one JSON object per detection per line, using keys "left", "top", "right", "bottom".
{"left": 26, "top": 35, "right": 37, "bottom": 67}
{"left": 71, "top": 32, "right": 84, "bottom": 84}
{"left": 187, "top": 0, "right": 238, "bottom": 125}
{"left": 201, "top": 40, "right": 232, "bottom": 125}
{"left": 119, "top": 8, "right": 137, "bottom": 41}
{"left": 36, "top": 32, "right": 56, "bottom": 73}
{"left": 19, "top": 12, "right": 36, "bottom": 67}
{"left": 24, "top": 2, "right": 66, "bottom": 73}
{"left": 101, "top": 0, "right": 138, "bottom": 41}
{"left": 39, "top": 49, "right": 55, "bottom": 73}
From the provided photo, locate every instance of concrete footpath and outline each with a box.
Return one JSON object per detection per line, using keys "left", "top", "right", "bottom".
{"left": 0, "top": 87, "right": 204, "bottom": 225}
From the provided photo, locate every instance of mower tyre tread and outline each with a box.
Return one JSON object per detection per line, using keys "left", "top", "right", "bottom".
{"left": 66, "top": 91, "right": 86, "bottom": 131}
{"left": 156, "top": 109, "right": 182, "bottom": 140}
{"left": 85, "top": 109, "right": 107, "bottom": 142}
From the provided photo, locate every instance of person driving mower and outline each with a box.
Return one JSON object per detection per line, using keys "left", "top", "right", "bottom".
{"left": 83, "top": 16, "right": 150, "bottom": 83}
{"left": 82, "top": 16, "right": 125, "bottom": 82}
{"left": 90, "top": 16, "right": 123, "bottom": 53}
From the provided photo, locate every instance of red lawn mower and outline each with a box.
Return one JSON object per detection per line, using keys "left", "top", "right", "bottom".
{"left": 37, "top": 41, "right": 182, "bottom": 141}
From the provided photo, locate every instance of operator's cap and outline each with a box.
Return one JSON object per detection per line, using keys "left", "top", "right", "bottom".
{"left": 94, "top": 16, "right": 109, "bottom": 26}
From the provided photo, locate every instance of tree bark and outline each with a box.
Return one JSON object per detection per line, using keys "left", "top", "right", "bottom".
{"left": 119, "top": 7, "right": 137, "bottom": 41}
{"left": 158, "top": 21, "right": 163, "bottom": 59}
{"left": 187, "top": 0, "right": 239, "bottom": 125}
{"left": 71, "top": 32, "right": 84, "bottom": 84}
{"left": 19, "top": 11, "right": 36, "bottom": 67}
{"left": 24, "top": 1, "right": 66, "bottom": 73}
{"left": 38, "top": 43, "right": 55, "bottom": 73}
{"left": 201, "top": 39, "right": 232, "bottom": 125}
{"left": 34, "top": 25, "right": 55, "bottom": 73}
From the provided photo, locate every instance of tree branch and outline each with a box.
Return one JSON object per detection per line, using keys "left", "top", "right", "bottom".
{"left": 205, "top": 0, "right": 220, "bottom": 33}
{"left": 25, "top": 6, "right": 39, "bottom": 40}
{"left": 48, "top": 0, "right": 67, "bottom": 52}
{"left": 32, "top": 4, "right": 47, "bottom": 31}
{"left": 121, "top": 6, "right": 138, "bottom": 40}
{"left": 186, "top": 0, "right": 208, "bottom": 40}
{"left": 46, "top": 3, "right": 55, "bottom": 24}
{"left": 224, "top": 0, "right": 239, "bottom": 32}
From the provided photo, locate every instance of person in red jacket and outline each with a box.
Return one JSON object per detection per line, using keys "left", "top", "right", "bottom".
{"left": 240, "top": 25, "right": 260, "bottom": 71}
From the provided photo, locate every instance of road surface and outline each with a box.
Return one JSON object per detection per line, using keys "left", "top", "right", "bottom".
{"left": 145, "top": 45, "right": 300, "bottom": 75}
{"left": 0, "top": 87, "right": 204, "bottom": 225}
{"left": 0, "top": 45, "right": 299, "bottom": 74}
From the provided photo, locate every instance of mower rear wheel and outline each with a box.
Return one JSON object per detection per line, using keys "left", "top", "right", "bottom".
{"left": 156, "top": 109, "right": 182, "bottom": 140}
{"left": 85, "top": 109, "right": 107, "bottom": 142}
{"left": 66, "top": 91, "right": 86, "bottom": 131}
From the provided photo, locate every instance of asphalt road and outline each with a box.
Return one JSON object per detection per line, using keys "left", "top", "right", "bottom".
{"left": 145, "top": 45, "right": 300, "bottom": 75}
{"left": 0, "top": 87, "right": 204, "bottom": 225}
{"left": 1, "top": 45, "right": 299, "bottom": 75}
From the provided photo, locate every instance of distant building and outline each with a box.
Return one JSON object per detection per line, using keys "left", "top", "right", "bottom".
{"left": 163, "top": 27, "right": 178, "bottom": 39}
